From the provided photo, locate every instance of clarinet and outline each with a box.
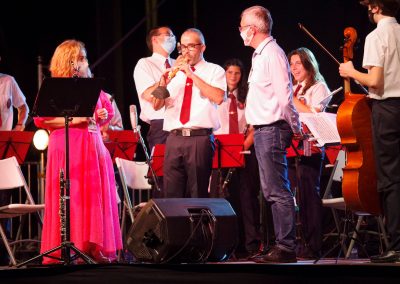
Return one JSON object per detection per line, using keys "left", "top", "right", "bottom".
{"left": 220, "top": 123, "right": 250, "bottom": 197}
{"left": 59, "top": 168, "right": 66, "bottom": 243}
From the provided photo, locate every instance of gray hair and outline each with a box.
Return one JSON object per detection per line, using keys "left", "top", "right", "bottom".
{"left": 241, "top": 6, "right": 273, "bottom": 34}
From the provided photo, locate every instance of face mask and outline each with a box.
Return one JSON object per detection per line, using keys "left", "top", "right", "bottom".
{"left": 161, "top": 36, "right": 176, "bottom": 54}
{"left": 240, "top": 27, "right": 254, "bottom": 46}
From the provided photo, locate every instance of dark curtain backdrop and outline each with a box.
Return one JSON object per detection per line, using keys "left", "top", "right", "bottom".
{"left": 1, "top": 0, "right": 395, "bottom": 134}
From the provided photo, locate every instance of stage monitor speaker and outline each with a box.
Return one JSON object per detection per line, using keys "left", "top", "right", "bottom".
{"left": 126, "top": 198, "right": 238, "bottom": 263}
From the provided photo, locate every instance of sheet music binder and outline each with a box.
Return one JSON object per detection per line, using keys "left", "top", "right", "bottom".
{"left": 299, "top": 112, "right": 341, "bottom": 146}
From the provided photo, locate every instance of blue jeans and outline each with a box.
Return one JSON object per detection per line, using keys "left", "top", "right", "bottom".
{"left": 254, "top": 122, "right": 296, "bottom": 252}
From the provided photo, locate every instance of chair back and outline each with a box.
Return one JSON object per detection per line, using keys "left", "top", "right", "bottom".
{"left": 115, "top": 158, "right": 151, "bottom": 190}
{"left": 0, "top": 156, "right": 44, "bottom": 266}
{"left": 0, "top": 156, "right": 26, "bottom": 190}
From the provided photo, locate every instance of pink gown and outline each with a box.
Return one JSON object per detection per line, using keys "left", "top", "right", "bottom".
{"left": 34, "top": 91, "right": 122, "bottom": 264}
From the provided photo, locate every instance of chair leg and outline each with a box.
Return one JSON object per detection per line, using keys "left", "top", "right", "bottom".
{"left": 330, "top": 208, "right": 348, "bottom": 255}
{"left": 0, "top": 224, "right": 17, "bottom": 266}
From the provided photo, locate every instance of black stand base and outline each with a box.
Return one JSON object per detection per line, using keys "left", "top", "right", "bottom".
{"left": 16, "top": 242, "right": 96, "bottom": 267}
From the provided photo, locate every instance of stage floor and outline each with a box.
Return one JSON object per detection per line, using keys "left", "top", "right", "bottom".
{"left": 2, "top": 258, "right": 400, "bottom": 284}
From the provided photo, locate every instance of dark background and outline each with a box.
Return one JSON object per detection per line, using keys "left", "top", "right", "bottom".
{"left": 1, "top": 0, "right": 395, "bottom": 135}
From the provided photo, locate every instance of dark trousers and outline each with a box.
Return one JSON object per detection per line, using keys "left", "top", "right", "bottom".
{"left": 164, "top": 133, "right": 214, "bottom": 198}
{"left": 371, "top": 98, "right": 400, "bottom": 251}
{"left": 288, "top": 153, "right": 324, "bottom": 255}
{"left": 146, "top": 119, "right": 169, "bottom": 198}
{"left": 146, "top": 119, "right": 169, "bottom": 153}
{"left": 209, "top": 146, "right": 262, "bottom": 252}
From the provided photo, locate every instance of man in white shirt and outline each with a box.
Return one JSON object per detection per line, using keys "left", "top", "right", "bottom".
{"left": 153, "top": 28, "right": 226, "bottom": 198}
{"left": 133, "top": 26, "right": 176, "bottom": 152}
{"left": 239, "top": 5, "right": 301, "bottom": 263}
{"left": 0, "top": 58, "right": 29, "bottom": 266}
{"left": 0, "top": 73, "right": 28, "bottom": 131}
{"left": 339, "top": 0, "right": 400, "bottom": 263}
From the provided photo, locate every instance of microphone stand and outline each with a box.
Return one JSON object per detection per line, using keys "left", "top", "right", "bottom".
{"left": 135, "top": 125, "right": 161, "bottom": 192}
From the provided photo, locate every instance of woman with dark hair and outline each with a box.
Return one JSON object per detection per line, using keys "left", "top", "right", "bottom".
{"left": 287, "top": 47, "right": 331, "bottom": 259}
{"left": 211, "top": 58, "right": 262, "bottom": 257}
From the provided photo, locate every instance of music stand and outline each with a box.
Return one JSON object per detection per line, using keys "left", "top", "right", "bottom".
{"left": 0, "top": 131, "right": 34, "bottom": 164}
{"left": 151, "top": 144, "right": 166, "bottom": 177}
{"left": 104, "top": 130, "right": 139, "bottom": 163}
{"left": 212, "top": 134, "right": 245, "bottom": 169}
{"left": 212, "top": 134, "right": 245, "bottom": 197}
{"left": 18, "top": 78, "right": 104, "bottom": 267}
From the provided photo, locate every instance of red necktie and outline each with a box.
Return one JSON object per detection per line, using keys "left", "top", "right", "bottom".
{"left": 179, "top": 66, "right": 195, "bottom": 125}
{"left": 293, "top": 84, "right": 302, "bottom": 97}
{"left": 294, "top": 84, "right": 307, "bottom": 105}
{"left": 165, "top": 59, "right": 171, "bottom": 69}
{"left": 228, "top": 93, "right": 239, "bottom": 134}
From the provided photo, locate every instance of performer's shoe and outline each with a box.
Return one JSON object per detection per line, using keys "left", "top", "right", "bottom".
{"left": 370, "top": 250, "right": 400, "bottom": 263}
{"left": 255, "top": 246, "right": 297, "bottom": 263}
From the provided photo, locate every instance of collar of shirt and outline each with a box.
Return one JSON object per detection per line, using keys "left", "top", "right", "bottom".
{"left": 191, "top": 58, "right": 206, "bottom": 72}
{"left": 253, "top": 36, "right": 275, "bottom": 56}
{"left": 151, "top": 52, "right": 170, "bottom": 63}
{"left": 377, "top": 17, "right": 398, "bottom": 28}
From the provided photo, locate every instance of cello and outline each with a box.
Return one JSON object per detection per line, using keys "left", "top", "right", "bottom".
{"left": 336, "top": 27, "right": 381, "bottom": 215}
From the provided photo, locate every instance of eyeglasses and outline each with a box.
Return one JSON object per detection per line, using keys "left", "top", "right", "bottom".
{"left": 157, "top": 33, "right": 175, "bottom": 39}
{"left": 178, "top": 43, "right": 203, "bottom": 52}
{"left": 238, "top": 25, "right": 253, "bottom": 32}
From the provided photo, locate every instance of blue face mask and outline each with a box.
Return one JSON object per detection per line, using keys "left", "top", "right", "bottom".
{"left": 161, "top": 36, "right": 176, "bottom": 54}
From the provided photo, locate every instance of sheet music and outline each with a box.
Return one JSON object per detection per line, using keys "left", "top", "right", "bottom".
{"left": 299, "top": 112, "right": 341, "bottom": 146}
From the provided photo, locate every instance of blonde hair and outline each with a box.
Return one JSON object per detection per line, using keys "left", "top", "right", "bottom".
{"left": 49, "top": 39, "right": 85, "bottom": 77}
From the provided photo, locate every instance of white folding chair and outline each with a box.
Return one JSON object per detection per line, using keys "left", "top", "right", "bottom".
{"left": 115, "top": 158, "right": 152, "bottom": 258}
{"left": 321, "top": 150, "right": 388, "bottom": 259}
{"left": 0, "top": 156, "right": 45, "bottom": 266}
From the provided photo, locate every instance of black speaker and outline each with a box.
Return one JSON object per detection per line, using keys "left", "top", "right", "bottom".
{"left": 126, "top": 198, "right": 238, "bottom": 263}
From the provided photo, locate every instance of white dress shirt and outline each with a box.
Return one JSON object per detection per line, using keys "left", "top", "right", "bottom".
{"left": 363, "top": 17, "right": 400, "bottom": 100}
{"left": 214, "top": 89, "right": 247, "bottom": 135}
{"left": 0, "top": 73, "right": 27, "bottom": 130}
{"left": 133, "top": 52, "right": 175, "bottom": 123}
{"left": 245, "top": 36, "right": 300, "bottom": 133}
{"left": 163, "top": 59, "right": 226, "bottom": 132}
{"left": 294, "top": 81, "right": 331, "bottom": 111}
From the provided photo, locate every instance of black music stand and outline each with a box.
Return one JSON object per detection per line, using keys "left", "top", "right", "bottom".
{"left": 18, "top": 78, "right": 104, "bottom": 267}
{"left": 0, "top": 131, "right": 34, "bottom": 164}
{"left": 104, "top": 130, "right": 139, "bottom": 163}
{"left": 151, "top": 144, "right": 166, "bottom": 177}
{"left": 212, "top": 134, "right": 245, "bottom": 197}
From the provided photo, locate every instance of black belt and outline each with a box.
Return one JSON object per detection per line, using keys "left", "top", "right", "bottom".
{"left": 171, "top": 128, "right": 212, "bottom": 137}
{"left": 254, "top": 120, "right": 287, "bottom": 129}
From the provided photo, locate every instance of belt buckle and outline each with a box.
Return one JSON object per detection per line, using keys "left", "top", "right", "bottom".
{"left": 182, "top": 129, "right": 191, "bottom": 137}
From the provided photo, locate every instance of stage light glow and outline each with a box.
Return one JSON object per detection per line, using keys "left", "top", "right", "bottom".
{"left": 33, "top": 129, "right": 49, "bottom": 151}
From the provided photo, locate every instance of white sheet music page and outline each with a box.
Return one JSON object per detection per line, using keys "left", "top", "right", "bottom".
{"left": 299, "top": 112, "right": 341, "bottom": 146}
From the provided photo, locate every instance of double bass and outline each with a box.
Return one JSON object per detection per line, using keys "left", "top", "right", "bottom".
{"left": 336, "top": 27, "right": 381, "bottom": 215}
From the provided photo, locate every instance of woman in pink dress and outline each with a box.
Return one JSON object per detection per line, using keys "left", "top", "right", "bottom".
{"left": 34, "top": 39, "right": 122, "bottom": 264}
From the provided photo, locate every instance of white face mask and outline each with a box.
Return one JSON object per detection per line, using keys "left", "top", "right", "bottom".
{"left": 161, "top": 35, "right": 176, "bottom": 54}
{"left": 240, "top": 27, "right": 254, "bottom": 46}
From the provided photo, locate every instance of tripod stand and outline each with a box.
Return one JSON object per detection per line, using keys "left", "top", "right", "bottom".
{"left": 18, "top": 78, "right": 103, "bottom": 266}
